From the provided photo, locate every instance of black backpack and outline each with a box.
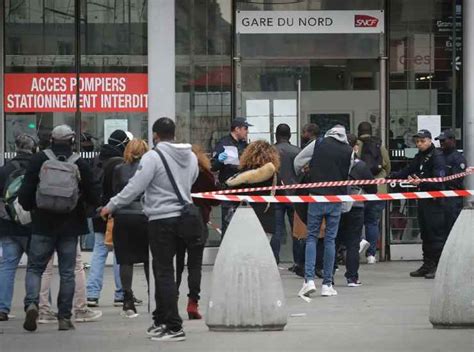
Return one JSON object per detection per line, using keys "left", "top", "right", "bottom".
{"left": 360, "top": 137, "right": 383, "bottom": 176}
{"left": 0, "top": 160, "right": 28, "bottom": 223}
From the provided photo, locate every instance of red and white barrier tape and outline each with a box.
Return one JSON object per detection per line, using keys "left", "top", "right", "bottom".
{"left": 194, "top": 167, "right": 474, "bottom": 197}
{"left": 192, "top": 190, "right": 474, "bottom": 203}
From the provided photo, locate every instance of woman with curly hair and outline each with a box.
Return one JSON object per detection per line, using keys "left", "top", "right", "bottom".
{"left": 225, "top": 140, "right": 281, "bottom": 236}
{"left": 111, "top": 139, "right": 150, "bottom": 318}
{"left": 176, "top": 145, "right": 219, "bottom": 319}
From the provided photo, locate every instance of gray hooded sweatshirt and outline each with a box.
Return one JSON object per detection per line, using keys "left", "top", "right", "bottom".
{"left": 106, "top": 142, "right": 199, "bottom": 221}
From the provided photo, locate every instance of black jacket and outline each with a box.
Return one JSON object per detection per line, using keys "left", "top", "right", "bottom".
{"left": 348, "top": 159, "right": 378, "bottom": 208}
{"left": 112, "top": 161, "right": 143, "bottom": 215}
{"left": 0, "top": 152, "right": 33, "bottom": 237}
{"left": 18, "top": 144, "right": 101, "bottom": 237}
{"left": 443, "top": 147, "right": 466, "bottom": 190}
{"left": 211, "top": 134, "right": 248, "bottom": 185}
{"left": 275, "top": 141, "right": 301, "bottom": 185}
{"left": 389, "top": 144, "right": 446, "bottom": 191}
{"left": 92, "top": 144, "right": 124, "bottom": 233}
{"left": 309, "top": 137, "right": 353, "bottom": 195}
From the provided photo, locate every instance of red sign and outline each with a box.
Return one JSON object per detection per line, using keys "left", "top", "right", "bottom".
{"left": 4, "top": 73, "right": 148, "bottom": 112}
{"left": 354, "top": 15, "right": 379, "bottom": 28}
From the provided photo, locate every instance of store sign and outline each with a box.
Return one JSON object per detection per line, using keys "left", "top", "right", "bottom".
{"left": 236, "top": 10, "right": 384, "bottom": 34}
{"left": 4, "top": 73, "right": 148, "bottom": 112}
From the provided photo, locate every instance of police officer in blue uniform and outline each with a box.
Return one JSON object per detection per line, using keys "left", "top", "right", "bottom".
{"left": 211, "top": 117, "right": 252, "bottom": 236}
{"left": 435, "top": 129, "right": 466, "bottom": 233}
{"left": 389, "top": 130, "right": 447, "bottom": 279}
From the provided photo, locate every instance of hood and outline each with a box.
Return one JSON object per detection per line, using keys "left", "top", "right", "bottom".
{"left": 99, "top": 144, "right": 123, "bottom": 160}
{"left": 157, "top": 141, "right": 194, "bottom": 167}
{"left": 325, "top": 126, "right": 348, "bottom": 144}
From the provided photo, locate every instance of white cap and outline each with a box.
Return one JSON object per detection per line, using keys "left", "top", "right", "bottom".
{"left": 125, "top": 131, "right": 134, "bottom": 140}
{"left": 51, "top": 125, "right": 75, "bottom": 140}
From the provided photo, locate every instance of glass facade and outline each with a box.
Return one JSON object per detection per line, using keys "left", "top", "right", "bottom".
{"left": 1, "top": 0, "right": 466, "bottom": 257}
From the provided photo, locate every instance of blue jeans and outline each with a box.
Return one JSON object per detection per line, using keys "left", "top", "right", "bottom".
{"left": 364, "top": 201, "right": 386, "bottom": 256}
{"left": 271, "top": 203, "right": 294, "bottom": 264}
{"left": 80, "top": 218, "right": 95, "bottom": 250}
{"left": 24, "top": 234, "right": 77, "bottom": 319}
{"left": 0, "top": 236, "right": 29, "bottom": 314}
{"left": 86, "top": 232, "right": 123, "bottom": 300}
{"left": 305, "top": 203, "right": 342, "bottom": 285}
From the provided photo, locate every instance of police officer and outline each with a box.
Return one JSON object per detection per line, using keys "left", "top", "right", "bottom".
{"left": 211, "top": 117, "right": 252, "bottom": 236}
{"left": 435, "top": 129, "right": 466, "bottom": 233}
{"left": 389, "top": 129, "right": 447, "bottom": 279}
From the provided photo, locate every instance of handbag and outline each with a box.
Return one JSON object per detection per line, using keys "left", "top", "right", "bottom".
{"left": 155, "top": 148, "right": 205, "bottom": 246}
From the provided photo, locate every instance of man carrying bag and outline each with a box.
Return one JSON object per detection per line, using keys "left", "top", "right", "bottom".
{"left": 101, "top": 118, "right": 199, "bottom": 342}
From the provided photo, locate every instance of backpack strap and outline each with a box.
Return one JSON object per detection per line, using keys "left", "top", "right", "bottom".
{"left": 43, "top": 149, "right": 57, "bottom": 161}
{"left": 67, "top": 153, "right": 81, "bottom": 164}
{"left": 154, "top": 148, "right": 186, "bottom": 206}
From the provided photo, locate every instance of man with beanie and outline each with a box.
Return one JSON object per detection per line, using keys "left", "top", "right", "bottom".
{"left": 298, "top": 125, "right": 353, "bottom": 298}
{"left": 86, "top": 129, "right": 133, "bottom": 307}
{"left": 0, "top": 134, "right": 37, "bottom": 321}
{"left": 101, "top": 117, "right": 198, "bottom": 341}
{"left": 18, "top": 125, "right": 100, "bottom": 332}
{"left": 356, "top": 122, "right": 391, "bottom": 264}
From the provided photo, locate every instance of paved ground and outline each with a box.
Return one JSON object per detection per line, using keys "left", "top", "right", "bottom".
{"left": 1, "top": 262, "right": 473, "bottom": 352}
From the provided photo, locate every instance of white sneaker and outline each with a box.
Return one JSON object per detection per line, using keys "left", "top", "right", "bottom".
{"left": 359, "top": 239, "right": 370, "bottom": 255}
{"left": 74, "top": 308, "right": 102, "bottom": 322}
{"left": 321, "top": 284, "right": 338, "bottom": 297}
{"left": 298, "top": 280, "right": 316, "bottom": 297}
{"left": 121, "top": 309, "right": 139, "bottom": 319}
{"left": 367, "top": 255, "right": 376, "bottom": 264}
{"left": 38, "top": 309, "right": 58, "bottom": 324}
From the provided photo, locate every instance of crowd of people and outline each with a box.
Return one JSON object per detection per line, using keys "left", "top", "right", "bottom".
{"left": 0, "top": 114, "right": 466, "bottom": 342}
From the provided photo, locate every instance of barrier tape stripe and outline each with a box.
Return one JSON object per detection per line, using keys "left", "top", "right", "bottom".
{"left": 191, "top": 190, "right": 474, "bottom": 203}
{"left": 195, "top": 168, "right": 474, "bottom": 197}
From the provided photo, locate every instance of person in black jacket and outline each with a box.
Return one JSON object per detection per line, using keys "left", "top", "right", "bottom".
{"left": 111, "top": 139, "right": 150, "bottom": 318}
{"left": 337, "top": 134, "right": 378, "bottom": 287}
{"left": 86, "top": 129, "right": 130, "bottom": 307}
{"left": 389, "top": 129, "right": 447, "bottom": 279}
{"left": 299, "top": 125, "right": 353, "bottom": 298}
{"left": 18, "top": 125, "right": 100, "bottom": 332}
{"left": 211, "top": 117, "right": 251, "bottom": 236}
{"left": 0, "top": 134, "right": 37, "bottom": 321}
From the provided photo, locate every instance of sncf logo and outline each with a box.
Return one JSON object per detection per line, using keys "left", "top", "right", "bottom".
{"left": 354, "top": 15, "right": 379, "bottom": 28}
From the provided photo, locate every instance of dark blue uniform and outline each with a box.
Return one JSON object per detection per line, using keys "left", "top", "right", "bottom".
{"left": 211, "top": 134, "right": 248, "bottom": 236}
{"left": 390, "top": 144, "right": 448, "bottom": 267}
{"left": 443, "top": 147, "right": 466, "bottom": 232}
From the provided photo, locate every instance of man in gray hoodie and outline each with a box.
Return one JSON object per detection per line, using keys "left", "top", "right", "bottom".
{"left": 100, "top": 117, "right": 198, "bottom": 342}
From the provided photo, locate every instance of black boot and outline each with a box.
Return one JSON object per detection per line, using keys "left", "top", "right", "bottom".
{"left": 410, "top": 261, "right": 434, "bottom": 277}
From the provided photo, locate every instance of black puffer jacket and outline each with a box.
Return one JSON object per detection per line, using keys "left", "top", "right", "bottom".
{"left": 18, "top": 144, "right": 101, "bottom": 237}
{"left": 0, "top": 152, "right": 33, "bottom": 237}
{"left": 112, "top": 160, "right": 143, "bottom": 215}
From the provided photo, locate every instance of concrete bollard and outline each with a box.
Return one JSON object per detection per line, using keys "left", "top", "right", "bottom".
{"left": 429, "top": 208, "right": 474, "bottom": 328}
{"left": 205, "top": 205, "right": 287, "bottom": 331}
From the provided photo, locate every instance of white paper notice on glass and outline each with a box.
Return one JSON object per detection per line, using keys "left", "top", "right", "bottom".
{"left": 417, "top": 115, "right": 441, "bottom": 147}
{"left": 104, "top": 119, "right": 128, "bottom": 143}
{"left": 223, "top": 146, "right": 240, "bottom": 166}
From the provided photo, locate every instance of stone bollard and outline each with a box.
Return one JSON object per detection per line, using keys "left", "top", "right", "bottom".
{"left": 429, "top": 208, "right": 474, "bottom": 328}
{"left": 205, "top": 205, "right": 287, "bottom": 331}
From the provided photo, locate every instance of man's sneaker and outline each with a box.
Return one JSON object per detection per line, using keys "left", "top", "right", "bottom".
{"left": 74, "top": 308, "right": 102, "bottom": 322}
{"left": 146, "top": 323, "right": 167, "bottom": 337}
{"left": 38, "top": 310, "right": 58, "bottom": 324}
{"left": 367, "top": 255, "right": 376, "bottom": 264}
{"left": 298, "top": 280, "right": 316, "bottom": 297}
{"left": 321, "top": 284, "right": 338, "bottom": 296}
{"left": 0, "top": 312, "right": 8, "bottom": 321}
{"left": 347, "top": 279, "right": 362, "bottom": 287}
{"left": 424, "top": 267, "right": 437, "bottom": 279}
{"left": 23, "top": 304, "right": 39, "bottom": 332}
{"left": 359, "top": 239, "right": 370, "bottom": 255}
{"left": 151, "top": 329, "right": 186, "bottom": 342}
{"left": 410, "top": 263, "right": 432, "bottom": 277}
{"left": 114, "top": 296, "right": 143, "bottom": 307}
{"left": 87, "top": 298, "right": 99, "bottom": 307}
{"left": 58, "top": 318, "right": 75, "bottom": 331}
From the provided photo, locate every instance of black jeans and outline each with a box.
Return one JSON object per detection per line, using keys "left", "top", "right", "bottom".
{"left": 337, "top": 207, "right": 364, "bottom": 281}
{"left": 418, "top": 199, "right": 449, "bottom": 265}
{"left": 24, "top": 234, "right": 77, "bottom": 319}
{"left": 148, "top": 217, "right": 183, "bottom": 331}
{"left": 176, "top": 239, "right": 204, "bottom": 301}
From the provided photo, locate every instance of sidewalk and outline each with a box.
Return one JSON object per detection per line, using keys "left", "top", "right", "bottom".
{"left": 1, "top": 262, "right": 472, "bottom": 352}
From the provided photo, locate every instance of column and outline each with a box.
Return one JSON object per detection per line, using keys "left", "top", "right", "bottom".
{"left": 464, "top": 0, "right": 474, "bottom": 203}
{"left": 147, "top": 0, "right": 175, "bottom": 145}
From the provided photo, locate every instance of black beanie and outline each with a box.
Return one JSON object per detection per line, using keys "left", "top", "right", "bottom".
{"left": 108, "top": 129, "right": 129, "bottom": 147}
{"left": 357, "top": 122, "right": 373, "bottom": 137}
